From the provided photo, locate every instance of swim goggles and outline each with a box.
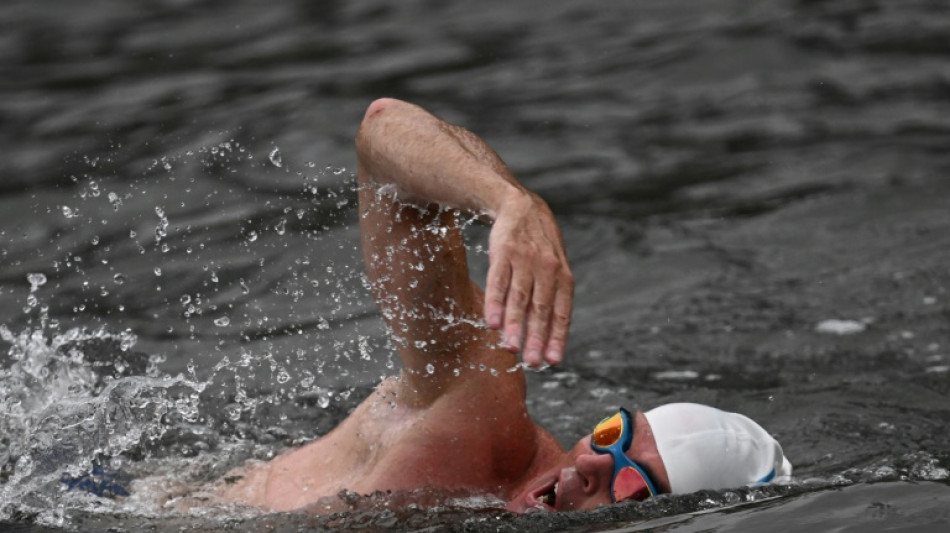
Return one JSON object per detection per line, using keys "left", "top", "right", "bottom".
{"left": 590, "top": 407, "right": 660, "bottom": 503}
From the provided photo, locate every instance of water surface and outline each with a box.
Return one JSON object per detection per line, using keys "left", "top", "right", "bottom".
{"left": 1, "top": 0, "right": 949, "bottom": 530}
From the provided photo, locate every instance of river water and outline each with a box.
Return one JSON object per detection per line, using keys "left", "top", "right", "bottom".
{"left": 1, "top": 0, "right": 949, "bottom": 531}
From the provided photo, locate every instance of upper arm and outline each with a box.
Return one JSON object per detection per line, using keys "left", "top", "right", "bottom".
{"left": 357, "top": 164, "right": 510, "bottom": 396}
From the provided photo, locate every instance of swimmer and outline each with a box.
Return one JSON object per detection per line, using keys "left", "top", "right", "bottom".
{"left": 219, "top": 98, "right": 791, "bottom": 513}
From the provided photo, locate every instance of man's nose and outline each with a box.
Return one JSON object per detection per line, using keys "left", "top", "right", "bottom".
{"left": 574, "top": 452, "right": 614, "bottom": 495}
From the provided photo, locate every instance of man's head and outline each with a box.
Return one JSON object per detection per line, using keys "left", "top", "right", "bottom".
{"left": 508, "top": 403, "right": 791, "bottom": 513}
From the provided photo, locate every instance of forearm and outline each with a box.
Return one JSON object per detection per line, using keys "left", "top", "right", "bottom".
{"left": 355, "top": 98, "right": 530, "bottom": 218}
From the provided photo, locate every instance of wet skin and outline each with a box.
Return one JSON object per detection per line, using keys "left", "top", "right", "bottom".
{"left": 508, "top": 410, "right": 671, "bottom": 513}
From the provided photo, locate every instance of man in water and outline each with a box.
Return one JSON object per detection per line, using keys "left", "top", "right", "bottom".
{"left": 221, "top": 98, "right": 791, "bottom": 512}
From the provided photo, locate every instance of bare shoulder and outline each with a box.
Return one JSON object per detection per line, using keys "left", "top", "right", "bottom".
{"left": 217, "top": 367, "right": 538, "bottom": 510}
{"left": 357, "top": 368, "right": 540, "bottom": 492}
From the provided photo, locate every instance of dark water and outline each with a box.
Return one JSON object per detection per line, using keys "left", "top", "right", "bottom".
{"left": 2, "top": 0, "right": 949, "bottom": 531}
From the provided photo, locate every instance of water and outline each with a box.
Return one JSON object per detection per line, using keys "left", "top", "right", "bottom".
{"left": 2, "top": 0, "right": 950, "bottom": 530}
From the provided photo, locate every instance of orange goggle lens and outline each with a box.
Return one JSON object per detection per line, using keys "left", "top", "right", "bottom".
{"left": 592, "top": 412, "right": 624, "bottom": 448}
{"left": 613, "top": 466, "right": 653, "bottom": 502}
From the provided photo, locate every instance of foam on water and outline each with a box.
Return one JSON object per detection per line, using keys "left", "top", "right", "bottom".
{"left": 0, "top": 323, "right": 206, "bottom": 523}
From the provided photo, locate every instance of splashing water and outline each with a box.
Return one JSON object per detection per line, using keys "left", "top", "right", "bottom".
{"left": 0, "top": 325, "right": 206, "bottom": 521}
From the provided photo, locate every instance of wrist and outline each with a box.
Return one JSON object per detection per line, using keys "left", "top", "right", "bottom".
{"left": 492, "top": 183, "right": 533, "bottom": 222}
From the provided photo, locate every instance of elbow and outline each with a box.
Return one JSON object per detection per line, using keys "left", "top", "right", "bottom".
{"left": 356, "top": 98, "right": 403, "bottom": 168}
{"left": 362, "top": 97, "right": 404, "bottom": 123}
{"left": 357, "top": 98, "right": 407, "bottom": 143}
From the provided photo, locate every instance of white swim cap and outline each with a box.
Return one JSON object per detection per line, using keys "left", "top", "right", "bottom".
{"left": 643, "top": 403, "right": 792, "bottom": 494}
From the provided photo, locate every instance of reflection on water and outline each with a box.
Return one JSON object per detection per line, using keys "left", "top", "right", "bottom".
{"left": 2, "top": 0, "right": 950, "bottom": 530}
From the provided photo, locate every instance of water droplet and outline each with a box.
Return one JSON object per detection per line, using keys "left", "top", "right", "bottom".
{"left": 269, "top": 147, "right": 283, "bottom": 168}
{"left": 214, "top": 316, "right": 230, "bottom": 327}
{"left": 275, "top": 219, "right": 287, "bottom": 236}
{"left": 426, "top": 363, "right": 435, "bottom": 374}
{"left": 318, "top": 395, "right": 330, "bottom": 409}
{"left": 154, "top": 267, "right": 162, "bottom": 276}
{"left": 225, "top": 404, "right": 242, "bottom": 421}
{"left": 247, "top": 230, "right": 258, "bottom": 243}
{"left": 108, "top": 192, "right": 122, "bottom": 211}
{"left": 61, "top": 206, "right": 78, "bottom": 218}
{"left": 239, "top": 278, "right": 250, "bottom": 294}
{"left": 277, "top": 370, "right": 291, "bottom": 383}
{"left": 180, "top": 294, "right": 191, "bottom": 305}
{"left": 27, "top": 273, "right": 47, "bottom": 291}
{"left": 113, "top": 273, "right": 126, "bottom": 285}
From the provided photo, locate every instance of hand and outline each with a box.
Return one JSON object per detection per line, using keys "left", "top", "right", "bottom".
{"left": 484, "top": 192, "right": 574, "bottom": 367}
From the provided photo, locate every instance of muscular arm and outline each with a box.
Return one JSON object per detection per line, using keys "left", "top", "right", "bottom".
{"left": 355, "top": 99, "right": 574, "bottom": 391}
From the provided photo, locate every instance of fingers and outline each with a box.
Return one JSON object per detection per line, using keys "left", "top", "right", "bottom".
{"left": 486, "top": 252, "right": 574, "bottom": 367}
{"left": 543, "top": 280, "right": 573, "bottom": 365}
{"left": 484, "top": 259, "right": 512, "bottom": 330}
{"left": 502, "top": 268, "right": 533, "bottom": 353}
{"left": 522, "top": 260, "right": 557, "bottom": 367}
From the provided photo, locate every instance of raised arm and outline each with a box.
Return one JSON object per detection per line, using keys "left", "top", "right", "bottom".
{"left": 355, "top": 98, "right": 573, "bottom": 378}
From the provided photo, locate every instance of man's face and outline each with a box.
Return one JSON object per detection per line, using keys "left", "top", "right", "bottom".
{"left": 507, "top": 410, "right": 670, "bottom": 513}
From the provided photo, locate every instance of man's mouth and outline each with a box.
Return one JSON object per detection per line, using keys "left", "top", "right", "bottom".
{"left": 536, "top": 479, "right": 559, "bottom": 508}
